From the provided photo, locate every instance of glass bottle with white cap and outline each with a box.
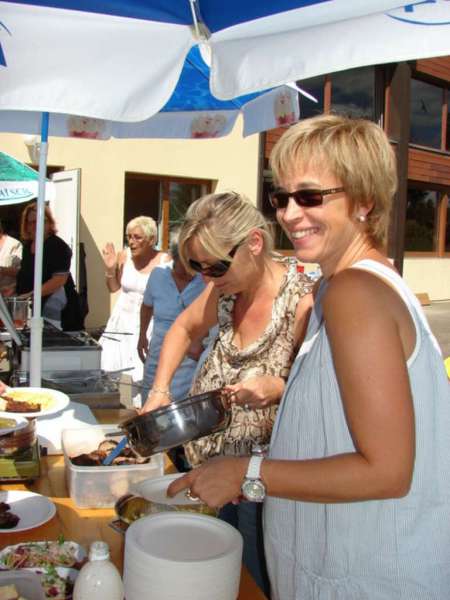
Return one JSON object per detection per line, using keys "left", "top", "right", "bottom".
{"left": 73, "top": 541, "right": 124, "bottom": 600}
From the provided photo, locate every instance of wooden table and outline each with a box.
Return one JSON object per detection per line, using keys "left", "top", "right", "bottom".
{"left": 0, "top": 409, "right": 267, "bottom": 600}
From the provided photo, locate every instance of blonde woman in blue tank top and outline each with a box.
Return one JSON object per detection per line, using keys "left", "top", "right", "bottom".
{"left": 168, "top": 115, "right": 450, "bottom": 600}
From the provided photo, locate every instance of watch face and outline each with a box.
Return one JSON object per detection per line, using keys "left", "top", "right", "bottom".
{"left": 242, "top": 479, "right": 266, "bottom": 502}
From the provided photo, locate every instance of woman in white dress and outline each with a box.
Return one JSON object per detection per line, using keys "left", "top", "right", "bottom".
{"left": 100, "top": 216, "right": 170, "bottom": 403}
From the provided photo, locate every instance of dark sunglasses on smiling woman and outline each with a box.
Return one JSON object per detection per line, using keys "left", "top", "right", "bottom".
{"left": 188, "top": 243, "right": 241, "bottom": 278}
{"left": 269, "top": 187, "right": 345, "bottom": 210}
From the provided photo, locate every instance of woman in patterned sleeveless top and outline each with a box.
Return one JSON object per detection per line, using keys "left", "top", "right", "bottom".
{"left": 168, "top": 116, "right": 450, "bottom": 600}
{"left": 141, "top": 192, "right": 312, "bottom": 596}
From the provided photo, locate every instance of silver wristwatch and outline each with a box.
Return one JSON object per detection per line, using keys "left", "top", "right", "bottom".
{"left": 241, "top": 454, "right": 266, "bottom": 502}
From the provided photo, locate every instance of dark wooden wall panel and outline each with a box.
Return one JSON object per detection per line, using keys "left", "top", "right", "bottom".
{"left": 409, "top": 148, "right": 450, "bottom": 186}
{"left": 415, "top": 57, "right": 450, "bottom": 82}
{"left": 264, "top": 128, "right": 288, "bottom": 160}
{"left": 264, "top": 58, "right": 450, "bottom": 164}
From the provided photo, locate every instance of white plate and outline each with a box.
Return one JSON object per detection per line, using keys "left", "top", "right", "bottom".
{"left": 126, "top": 512, "right": 243, "bottom": 563}
{"left": 135, "top": 473, "right": 202, "bottom": 506}
{"left": 0, "top": 387, "right": 70, "bottom": 418}
{"left": 0, "top": 490, "right": 56, "bottom": 533}
{"left": 0, "top": 415, "right": 28, "bottom": 436}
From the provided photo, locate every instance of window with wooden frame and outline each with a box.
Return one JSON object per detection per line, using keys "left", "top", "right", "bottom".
{"left": 261, "top": 66, "right": 381, "bottom": 251}
{"left": 410, "top": 77, "right": 447, "bottom": 150}
{"left": 124, "top": 173, "right": 212, "bottom": 250}
{"left": 405, "top": 185, "right": 450, "bottom": 256}
{"left": 446, "top": 87, "right": 450, "bottom": 153}
{"left": 405, "top": 72, "right": 449, "bottom": 256}
{"left": 330, "top": 66, "right": 376, "bottom": 120}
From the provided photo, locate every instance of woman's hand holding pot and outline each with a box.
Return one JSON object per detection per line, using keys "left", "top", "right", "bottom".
{"left": 139, "top": 387, "right": 172, "bottom": 415}
{"left": 224, "top": 375, "right": 286, "bottom": 410}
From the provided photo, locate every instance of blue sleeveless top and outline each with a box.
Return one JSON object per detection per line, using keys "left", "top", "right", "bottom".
{"left": 264, "top": 260, "right": 450, "bottom": 600}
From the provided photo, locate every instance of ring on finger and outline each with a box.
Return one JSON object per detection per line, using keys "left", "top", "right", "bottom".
{"left": 244, "top": 403, "right": 250, "bottom": 411}
{"left": 185, "top": 489, "right": 200, "bottom": 502}
{"left": 227, "top": 391, "right": 237, "bottom": 404}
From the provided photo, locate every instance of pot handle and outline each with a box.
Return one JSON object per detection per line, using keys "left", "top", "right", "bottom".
{"left": 104, "top": 430, "right": 123, "bottom": 438}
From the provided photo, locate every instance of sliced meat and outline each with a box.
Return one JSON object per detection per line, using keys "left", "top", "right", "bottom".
{"left": 4, "top": 398, "right": 41, "bottom": 413}
{"left": 0, "top": 509, "right": 19, "bottom": 529}
{"left": 70, "top": 453, "right": 101, "bottom": 466}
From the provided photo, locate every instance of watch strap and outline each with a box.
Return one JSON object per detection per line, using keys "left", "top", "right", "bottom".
{"left": 246, "top": 455, "right": 264, "bottom": 480}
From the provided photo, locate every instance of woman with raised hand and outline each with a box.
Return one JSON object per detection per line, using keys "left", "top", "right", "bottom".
{"left": 168, "top": 115, "right": 450, "bottom": 600}
{"left": 100, "top": 216, "right": 170, "bottom": 405}
{"left": 141, "top": 192, "right": 313, "bottom": 596}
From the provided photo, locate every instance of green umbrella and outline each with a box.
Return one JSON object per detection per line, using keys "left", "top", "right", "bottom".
{"left": 0, "top": 151, "right": 55, "bottom": 205}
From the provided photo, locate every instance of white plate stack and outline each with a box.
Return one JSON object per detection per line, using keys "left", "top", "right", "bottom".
{"left": 124, "top": 512, "right": 243, "bottom": 600}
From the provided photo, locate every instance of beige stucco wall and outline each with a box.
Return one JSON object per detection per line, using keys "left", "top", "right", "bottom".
{"left": 0, "top": 119, "right": 260, "bottom": 327}
{"left": 403, "top": 257, "right": 450, "bottom": 302}
{"left": 2, "top": 126, "right": 450, "bottom": 329}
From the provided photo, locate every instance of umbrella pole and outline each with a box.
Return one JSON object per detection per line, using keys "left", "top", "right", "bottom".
{"left": 29, "top": 112, "right": 49, "bottom": 387}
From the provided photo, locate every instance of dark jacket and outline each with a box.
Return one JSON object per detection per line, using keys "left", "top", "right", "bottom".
{"left": 17, "top": 234, "right": 85, "bottom": 330}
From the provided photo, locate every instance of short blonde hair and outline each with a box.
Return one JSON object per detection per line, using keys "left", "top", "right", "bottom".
{"left": 126, "top": 216, "right": 157, "bottom": 243}
{"left": 270, "top": 114, "right": 398, "bottom": 247}
{"left": 178, "top": 192, "right": 274, "bottom": 271}
{"left": 20, "top": 201, "right": 57, "bottom": 241}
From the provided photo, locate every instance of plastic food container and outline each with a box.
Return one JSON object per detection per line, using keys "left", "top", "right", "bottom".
{"left": 0, "top": 569, "right": 46, "bottom": 600}
{"left": 61, "top": 425, "right": 164, "bottom": 509}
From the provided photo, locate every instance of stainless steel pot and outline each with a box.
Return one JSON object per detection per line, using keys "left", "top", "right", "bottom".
{"left": 119, "top": 389, "right": 230, "bottom": 457}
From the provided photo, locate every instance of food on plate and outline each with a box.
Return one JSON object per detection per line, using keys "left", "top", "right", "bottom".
{"left": 0, "top": 541, "right": 85, "bottom": 570}
{"left": 0, "top": 396, "right": 40, "bottom": 413}
{"left": 0, "top": 539, "right": 85, "bottom": 600}
{"left": 33, "top": 566, "right": 74, "bottom": 600}
{"left": 0, "top": 418, "right": 18, "bottom": 430}
{"left": 115, "top": 493, "right": 217, "bottom": 525}
{"left": 71, "top": 439, "right": 149, "bottom": 467}
{"left": 0, "top": 584, "right": 29, "bottom": 600}
{"left": 115, "top": 494, "right": 152, "bottom": 524}
{"left": 0, "top": 502, "right": 20, "bottom": 529}
{"left": 0, "top": 390, "right": 56, "bottom": 414}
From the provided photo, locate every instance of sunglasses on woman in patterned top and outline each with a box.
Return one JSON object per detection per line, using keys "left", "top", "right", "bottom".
{"left": 188, "top": 243, "right": 241, "bottom": 278}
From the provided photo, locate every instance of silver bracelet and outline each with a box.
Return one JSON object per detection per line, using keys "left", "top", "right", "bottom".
{"left": 105, "top": 272, "right": 116, "bottom": 279}
{"left": 150, "top": 387, "right": 172, "bottom": 399}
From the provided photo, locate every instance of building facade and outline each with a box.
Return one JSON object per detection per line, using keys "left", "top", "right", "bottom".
{"left": 261, "top": 57, "right": 450, "bottom": 300}
{"left": 0, "top": 57, "right": 448, "bottom": 328}
{"left": 0, "top": 130, "right": 261, "bottom": 327}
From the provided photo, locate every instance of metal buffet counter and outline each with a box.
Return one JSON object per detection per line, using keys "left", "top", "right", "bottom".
{"left": 0, "top": 409, "right": 268, "bottom": 600}
{"left": 0, "top": 318, "right": 123, "bottom": 408}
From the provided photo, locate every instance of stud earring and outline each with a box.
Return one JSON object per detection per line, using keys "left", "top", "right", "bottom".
{"left": 356, "top": 214, "right": 367, "bottom": 223}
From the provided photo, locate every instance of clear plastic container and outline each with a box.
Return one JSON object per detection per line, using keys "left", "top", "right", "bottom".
{"left": 62, "top": 425, "right": 164, "bottom": 508}
{"left": 0, "top": 570, "right": 46, "bottom": 600}
{"left": 73, "top": 541, "right": 123, "bottom": 600}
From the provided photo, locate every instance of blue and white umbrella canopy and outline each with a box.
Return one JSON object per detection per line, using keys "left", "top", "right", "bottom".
{"left": 0, "top": 47, "right": 305, "bottom": 139}
{"left": 0, "top": 151, "right": 55, "bottom": 205}
{"left": 0, "top": 0, "right": 449, "bottom": 386}
{"left": 0, "top": 1, "right": 449, "bottom": 123}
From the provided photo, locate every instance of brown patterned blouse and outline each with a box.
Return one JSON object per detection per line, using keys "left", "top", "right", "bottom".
{"left": 185, "top": 258, "right": 313, "bottom": 467}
